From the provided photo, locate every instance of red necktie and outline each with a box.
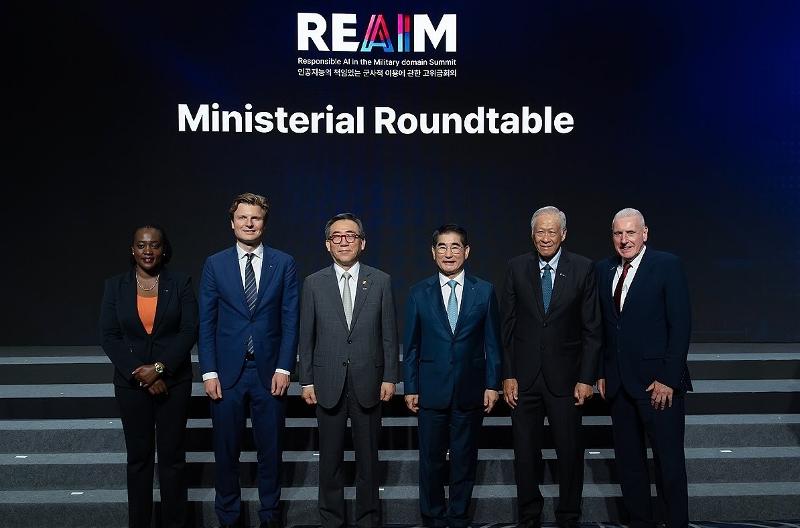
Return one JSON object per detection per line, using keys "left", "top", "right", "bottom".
{"left": 614, "top": 261, "right": 631, "bottom": 314}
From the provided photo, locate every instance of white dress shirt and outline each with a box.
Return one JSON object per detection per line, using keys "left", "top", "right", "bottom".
{"left": 202, "top": 242, "right": 289, "bottom": 381}
{"left": 333, "top": 261, "right": 360, "bottom": 302}
{"left": 612, "top": 245, "right": 646, "bottom": 311}
{"left": 439, "top": 270, "right": 465, "bottom": 315}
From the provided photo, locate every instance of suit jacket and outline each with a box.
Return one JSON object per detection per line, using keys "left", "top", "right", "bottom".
{"left": 100, "top": 269, "right": 198, "bottom": 387}
{"left": 500, "top": 250, "right": 602, "bottom": 396}
{"left": 198, "top": 245, "right": 299, "bottom": 390}
{"left": 404, "top": 273, "right": 502, "bottom": 410}
{"left": 298, "top": 263, "right": 399, "bottom": 409}
{"left": 595, "top": 248, "right": 692, "bottom": 398}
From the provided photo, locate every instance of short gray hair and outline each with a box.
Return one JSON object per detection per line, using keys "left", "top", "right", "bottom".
{"left": 612, "top": 208, "right": 646, "bottom": 229}
{"left": 530, "top": 206, "right": 566, "bottom": 232}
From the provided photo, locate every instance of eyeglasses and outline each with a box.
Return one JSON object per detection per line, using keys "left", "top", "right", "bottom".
{"left": 434, "top": 244, "right": 465, "bottom": 255}
{"left": 327, "top": 233, "right": 362, "bottom": 244}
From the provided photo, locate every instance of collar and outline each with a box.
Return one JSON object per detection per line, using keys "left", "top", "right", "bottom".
{"left": 439, "top": 270, "right": 465, "bottom": 288}
{"left": 334, "top": 261, "right": 360, "bottom": 281}
{"left": 539, "top": 248, "right": 562, "bottom": 271}
{"left": 236, "top": 243, "right": 264, "bottom": 260}
{"left": 619, "top": 245, "right": 646, "bottom": 269}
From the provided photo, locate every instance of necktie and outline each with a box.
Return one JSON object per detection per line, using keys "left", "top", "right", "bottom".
{"left": 446, "top": 279, "right": 458, "bottom": 333}
{"left": 541, "top": 264, "right": 553, "bottom": 313}
{"left": 244, "top": 253, "right": 257, "bottom": 357}
{"left": 614, "top": 261, "right": 632, "bottom": 313}
{"left": 342, "top": 271, "right": 353, "bottom": 329}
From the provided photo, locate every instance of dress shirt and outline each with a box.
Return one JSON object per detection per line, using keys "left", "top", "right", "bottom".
{"left": 202, "top": 242, "right": 289, "bottom": 381}
{"left": 538, "top": 248, "right": 562, "bottom": 289}
{"left": 439, "top": 270, "right": 465, "bottom": 315}
{"left": 333, "top": 261, "right": 360, "bottom": 302}
{"left": 611, "top": 245, "right": 646, "bottom": 311}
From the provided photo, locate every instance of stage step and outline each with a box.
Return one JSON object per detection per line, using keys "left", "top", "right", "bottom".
{"left": 0, "top": 345, "right": 798, "bottom": 526}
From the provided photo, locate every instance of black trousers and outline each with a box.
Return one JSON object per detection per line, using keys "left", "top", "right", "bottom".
{"left": 609, "top": 389, "right": 688, "bottom": 528}
{"left": 115, "top": 381, "right": 192, "bottom": 528}
{"left": 316, "top": 372, "right": 382, "bottom": 528}
{"left": 511, "top": 373, "right": 583, "bottom": 527}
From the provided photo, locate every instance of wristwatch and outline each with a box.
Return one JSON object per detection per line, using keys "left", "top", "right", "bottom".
{"left": 154, "top": 362, "right": 165, "bottom": 375}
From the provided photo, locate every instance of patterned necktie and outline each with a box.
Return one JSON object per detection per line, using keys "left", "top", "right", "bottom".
{"left": 342, "top": 271, "right": 353, "bottom": 329}
{"left": 614, "top": 260, "right": 632, "bottom": 313}
{"left": 541, "top": 264, "right": 553, "bottom": 313}
{"left": 244, "top": 253, "right": 257, "bottom": 357}
{"left": 446, "top": 279, "right": 458, "bottom": 333}
{"left": 245, "top": 253, "right": 257, "bottom": 313}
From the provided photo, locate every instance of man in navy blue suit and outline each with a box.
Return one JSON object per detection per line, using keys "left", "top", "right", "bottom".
{"left": 596, "top": 208, "right": 692, "bottom": 528}
{"left": 404, "top": 224, "right": 502, "bottom": 528}
{"left": 199, "top": 192, "right": 299, "bottom": 528}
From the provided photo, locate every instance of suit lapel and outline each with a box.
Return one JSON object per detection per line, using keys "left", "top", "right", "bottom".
{"left": 454, "top": 275, "right": 477, "bottom": 335}
{"left": 255, "top": 246, "right": 274, "bottom": 311}
{"left": 122, "top": 271, "right": 148, "bottom": 337}
{"left": 549, "top": 251, "right": 569, "bottom": 311}
{"left": 350, "top": 265, "right": 372, "bottom": 331}
{"left": 323, "top": 266, "right": 349, "bottom": 332}
{"left": 227, "top": 247, "right": 250, "bottom": 315}
{"left": 151, "top": 272, "right": 174, "bottom": 335}
{"left": 427, "top": 277, "right": 452, "bottom": 334}
{"left": 622, "top": 249, "right": 651, "bottom": 314}
{"left": 526, "top": 254, "right": 546, "bottom": 319}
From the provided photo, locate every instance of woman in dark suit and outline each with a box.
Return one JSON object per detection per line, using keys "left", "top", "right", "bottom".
{"left": 100, "top": 224, "right": 198, "bottom": 528}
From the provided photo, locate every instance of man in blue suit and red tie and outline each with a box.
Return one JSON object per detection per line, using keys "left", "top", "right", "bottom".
{"left": 596, "top": 208, "right": 692, "bottom": 528}
{"left": 199, "top": 192, "right": 300, "bottom": 528}
{"left": 404, "top": 224, "right": 502, "bottom": 528}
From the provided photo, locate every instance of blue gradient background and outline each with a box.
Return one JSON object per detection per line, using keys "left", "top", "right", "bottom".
{"left": 5, "top": 1, "right": 799, "bottom": 343}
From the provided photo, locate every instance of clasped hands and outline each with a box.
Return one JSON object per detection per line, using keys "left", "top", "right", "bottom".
{"left": 132, "top": 364, "right": 167, "bottom": 396}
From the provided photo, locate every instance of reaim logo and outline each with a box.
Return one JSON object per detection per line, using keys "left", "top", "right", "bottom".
{"left": 298, "top": 13, "right": 456, "bottom": 52}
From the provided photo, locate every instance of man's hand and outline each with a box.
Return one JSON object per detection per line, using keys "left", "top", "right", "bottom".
{"left": 133, "top": 365, "right": 159, "bottom": 387}
{"left": 380, "top": 382, "right": 396, "bottom": 402}
{"left": 204, "top": 378, "right": 222, "bottom": 400}
{"left": 597, "top": 378, "right": 606, "bottom": 400}
{"left": 271, "top": 372, "right": 290, "bottom": 396}
{"left": 574, "top": 382, "right": 593, "bottom": 406}
{"left": 147, "top": 379, "right": 168, "bottom": 396}
{"left": 484, "top": 389, "right": 499, "bottom": 413}
{"left": 301, "top": 385, "right": 317, "bottom": 405}
{"left": 646, "top": 380, "right": 674, "bottom": 410}
{"left": 404, "top": 394, "right": 419, "bottom": 413}
{"left": 503, "top": 378, "right": 519, "bottom": 409}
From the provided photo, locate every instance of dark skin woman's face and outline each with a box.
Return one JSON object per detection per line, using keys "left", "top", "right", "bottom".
{"left": 131, "top": 228, "right": 164, "bottom": 275}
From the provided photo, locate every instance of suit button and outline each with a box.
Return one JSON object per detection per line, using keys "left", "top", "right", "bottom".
{"left": 347, "top": 339, "right": 352, "bottom": 344}
{"left": 542, "top": 322, "right": 548, "bottom": 328}
{"left": 342, "top": 361, "right": 347, "bottom": 366}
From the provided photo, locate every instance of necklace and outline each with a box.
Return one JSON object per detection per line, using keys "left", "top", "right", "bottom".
{"left": 136, "top": 274, "right": 160, "bottom": 292}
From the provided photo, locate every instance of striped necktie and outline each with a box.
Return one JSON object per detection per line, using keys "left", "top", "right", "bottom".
{"left": 245, "top": 253, "right": 257, "bottom": 357}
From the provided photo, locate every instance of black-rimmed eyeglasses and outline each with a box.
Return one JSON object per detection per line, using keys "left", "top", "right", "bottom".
{"left": 328, "top": 233, "right": 362, "bottom": 244}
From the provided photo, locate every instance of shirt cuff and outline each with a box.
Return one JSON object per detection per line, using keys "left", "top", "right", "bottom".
{"left": 202, "top": 372, "right": 218, "bottom": 381}
{"left": 275, "top": 368, "right": 290, "bottom": 376}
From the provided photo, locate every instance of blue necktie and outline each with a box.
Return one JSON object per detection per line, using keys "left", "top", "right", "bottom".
{"left": 541, "top": 263, "right": 553, "bottom": 313}
{"left": 245, "top": 253, "right": 257, "bottom": 356}
{"left": 446, "top": 279, "right": 458, "bottom": 333}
